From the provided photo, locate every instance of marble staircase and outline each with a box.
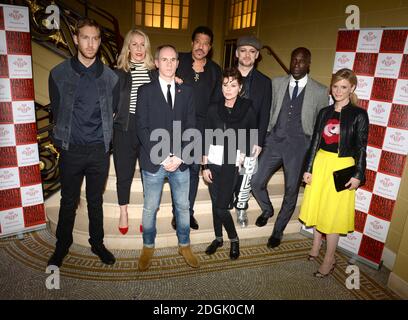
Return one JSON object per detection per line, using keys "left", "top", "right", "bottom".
{"left": 46, "top": 157, "right": 304, "bottom": 249}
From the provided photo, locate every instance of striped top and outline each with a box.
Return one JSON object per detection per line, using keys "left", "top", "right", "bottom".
{"left": 129, "top": 61, "right": 151, "bottom": 114}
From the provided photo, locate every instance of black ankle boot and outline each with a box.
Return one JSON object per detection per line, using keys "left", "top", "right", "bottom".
{"left": 91, "top": 244, "right": 116, "bottom": 265}
{"left": 205, "top": 239, "right": 223, "bottom": 255}
{"left": 230, "top": 241, "right": 240, "bottom": 260}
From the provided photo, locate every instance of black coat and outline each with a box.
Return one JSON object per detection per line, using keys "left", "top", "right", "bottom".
{"left": 204, "top": 97, "right": 258, "bottom": 208}
{"left": 305, "top": 103, "right": 369, "bottom": 184}
{"left": 245, "top": 69, "right": 272, "bottom": 147}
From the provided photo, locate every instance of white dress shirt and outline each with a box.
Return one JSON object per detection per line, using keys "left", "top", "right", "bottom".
{"left": 158, "top": 76, "right": 175, "bottom": 108}
{"left": 289, "top": 74, "right": 308, "bottom": 99}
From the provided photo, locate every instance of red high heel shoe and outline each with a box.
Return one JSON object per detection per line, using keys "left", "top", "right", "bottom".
{"left": 119, "top": 226, "right": 128, "bottom": 235}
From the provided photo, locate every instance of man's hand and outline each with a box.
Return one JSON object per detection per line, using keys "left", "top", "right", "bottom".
{"left": 163, "top": 156, "right": 183, "bottom": 172}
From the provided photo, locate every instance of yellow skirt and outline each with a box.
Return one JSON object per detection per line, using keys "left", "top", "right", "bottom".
{"left": 299, "top": 149, "right": 355, "bottom": 235}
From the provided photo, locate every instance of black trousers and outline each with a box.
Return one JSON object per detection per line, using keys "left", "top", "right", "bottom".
{"left": 251, "top": 133, "right": 310, "bottom": 240}
{"left": 55, "top": 144, "right": 109, "bottom": 251}
{"left": 208, "top": 165, "right": 238, "bottom": 240}
{"left": 113, "top": 115, "right": 140, "bottom": 205}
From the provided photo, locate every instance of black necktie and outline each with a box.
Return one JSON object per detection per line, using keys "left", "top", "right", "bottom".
{"left": 292, "top": 80, "right": 299, "bottom": 102}
{"left": 167, "top": 84, "right": 172, "bottom": 108}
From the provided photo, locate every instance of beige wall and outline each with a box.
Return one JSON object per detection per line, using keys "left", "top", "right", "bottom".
{"left": 32, "top": 42, "right": 64, "bottom": 105}
{"left": 250, "top": 0, "right": 408, "bottom": 85}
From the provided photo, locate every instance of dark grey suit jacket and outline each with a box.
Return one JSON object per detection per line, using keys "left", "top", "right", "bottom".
{"left": 267, "top": 75, "right": 329, "bottom": 136}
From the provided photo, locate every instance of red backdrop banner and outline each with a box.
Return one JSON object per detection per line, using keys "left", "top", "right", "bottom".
{"left": 0, "top": 4, "right": 46, "bottom": 238}
{"left": 335, "top": 28, "right": 408, "bottom": 266}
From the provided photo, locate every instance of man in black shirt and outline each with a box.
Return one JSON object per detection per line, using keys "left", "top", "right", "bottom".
{"left": 172, "top": 26, "right": 223, "bottom": 230}
{"left": 47, "top": 18, "right": 119, "bottom": 268}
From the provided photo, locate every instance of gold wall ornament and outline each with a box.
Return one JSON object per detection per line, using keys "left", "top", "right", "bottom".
{"left": 39, "top": 161, "right": 45, "bottom": 171}
{"left": 49, "top": 31, "right": 68, "bottom": 47}
{"left": 45, "top": 144, "right": 60, "bottom": 160}
{"left": 26, "top": 0, "right": 42, "bottom": 15}
{"left": 101, "top": 55, "right": 109, "bottom": 65}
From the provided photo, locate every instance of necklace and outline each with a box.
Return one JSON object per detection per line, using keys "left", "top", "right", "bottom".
{"left": 194, "top": 72, "right": 200, "bottom": 82}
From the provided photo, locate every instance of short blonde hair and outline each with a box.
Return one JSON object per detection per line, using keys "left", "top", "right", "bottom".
{"left": 116, "top": 29, "right": 155, "bottom": 71}
{"left": 331, "top": 68, "right": 359, "bottom": 105}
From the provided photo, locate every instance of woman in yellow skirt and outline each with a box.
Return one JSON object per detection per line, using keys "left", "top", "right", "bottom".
{"left": 299, "top": 68, "right": 369, "bottom": 277}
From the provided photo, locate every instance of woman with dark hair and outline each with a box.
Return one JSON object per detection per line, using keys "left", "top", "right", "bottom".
{"left": 299, "top": 68, "right": 369, "bottom": 277}
{"left": 113, "top": 29, "right": 156, "bottom": 234}
{"left": 202, "top": 67, "right": 258, "bottom": 260}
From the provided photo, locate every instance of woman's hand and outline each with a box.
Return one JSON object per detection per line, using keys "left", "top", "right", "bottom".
{"left": 303, "top": 172, "right": 312, "bottom": 185}
{"left": 251, "top": 145, "right": 262, "bottom": 158}
{"left": 345, "top": 177, "right": 360, "bottom": 190}
{"left": 202, "top": 169, "right": 213, "bottom": 183}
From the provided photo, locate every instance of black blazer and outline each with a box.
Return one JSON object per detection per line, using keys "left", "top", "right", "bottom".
{"left": 113, "top": 68, "right": 157, "bottom": 131}
{"left": 248, "top": 69, "right": 272, "bottom": 147}
{"left": 135, "top": 79, "right": 196, "bottom": 173}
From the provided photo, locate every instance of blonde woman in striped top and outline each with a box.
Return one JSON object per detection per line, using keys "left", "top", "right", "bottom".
{"left": 113, "top": 29, "right": 156, "bottom": 235}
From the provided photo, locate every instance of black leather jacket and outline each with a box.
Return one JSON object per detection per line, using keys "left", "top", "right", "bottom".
{"left": 305, "top": 103, "right": 369, "bottom": 184}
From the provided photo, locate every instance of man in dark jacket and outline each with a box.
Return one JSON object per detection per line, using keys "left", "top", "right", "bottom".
{"left": 47, "top": 18, "right": 119, "bottom": 268}
{"left": 135, "top": 45, "right": 199, "bottom": 271}
{"left": 172, "top": 26, "right": 223, "bottom": 230}
{"left": 233, "top": 35, "right": 272, "bottom": 227}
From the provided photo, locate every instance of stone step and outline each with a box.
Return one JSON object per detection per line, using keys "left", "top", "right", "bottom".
{"left": 47, "top": 155, "right": 302, "bottom": 250}
{"left": 46, "top": 202, "right": 302, "bottom": 250}
{"left": 80, "top": 182, "right": 299, "bottom": 218}
{"left": 102, "top": 159, "right": 284, "bottom": 193}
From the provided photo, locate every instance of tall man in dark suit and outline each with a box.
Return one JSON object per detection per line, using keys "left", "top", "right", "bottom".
{"left": 136, "top": 45, "right": 199, "bottom": 271}
{"left": 233, "top": 35, "right": 272, "bottom": 227}
{"left": 172, "top": 26, "right": 223, "bottom": 230}
{"left": 251, "top": 47, "right": 329, "bottom": 248}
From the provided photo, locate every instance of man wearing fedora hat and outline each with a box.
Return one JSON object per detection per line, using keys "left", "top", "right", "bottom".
{"left": 232, "top": 35, "right": 272, "bottom": 227}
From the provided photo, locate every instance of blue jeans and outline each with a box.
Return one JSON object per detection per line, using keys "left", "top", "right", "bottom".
{"left": 141, "top": 166, "right": 190, "bottom": 247}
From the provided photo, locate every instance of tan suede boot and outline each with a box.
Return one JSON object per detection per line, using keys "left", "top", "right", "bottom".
{"left": 178, "top": 245, "right": 199, "bottom": 268}
{"left": 138, "top": 246, "right": 155, "bottom": 271}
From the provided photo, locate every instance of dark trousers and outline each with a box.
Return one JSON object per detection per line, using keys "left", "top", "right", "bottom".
{"left": 55, "top": 144, "right": 109, "bottom": 251}
{"left": 251, "top": 133, "right": 310, "bottom": 240}
{"left": 208, "top": 165, "right": 238, "bottom": 240}
{"left": 113, "top": 115, "right": 140, "bottom": 205}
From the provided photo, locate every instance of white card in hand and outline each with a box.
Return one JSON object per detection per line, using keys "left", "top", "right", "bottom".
{"left": 208, "top": 144, "right": 223, "bottom": 165}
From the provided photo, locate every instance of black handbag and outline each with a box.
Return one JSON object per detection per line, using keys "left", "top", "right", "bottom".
{"left": 333, "top": 165, "right": 356, "bottom": 192}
